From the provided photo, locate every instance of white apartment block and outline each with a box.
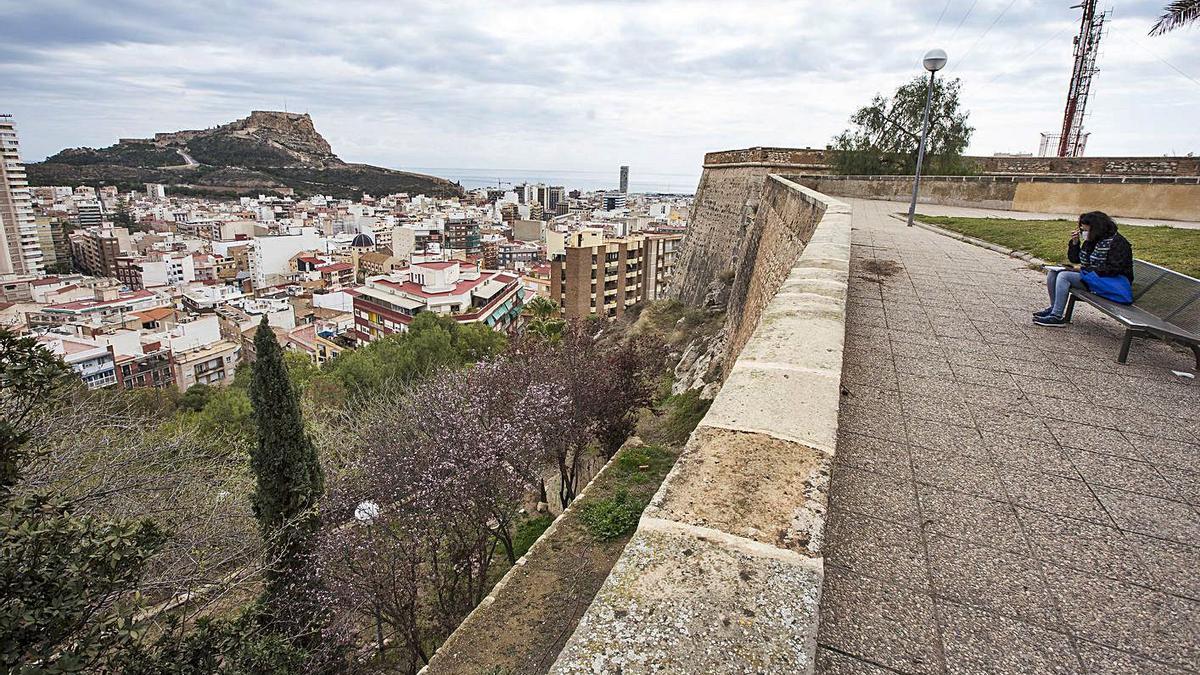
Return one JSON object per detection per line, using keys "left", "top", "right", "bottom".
{"left": 0, "top": 115, "right": 43, "bottom": 275}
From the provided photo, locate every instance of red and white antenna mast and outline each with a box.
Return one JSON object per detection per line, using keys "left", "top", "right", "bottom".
{"left": 1056, "top": 1, "right": 1110, "bottom": 157}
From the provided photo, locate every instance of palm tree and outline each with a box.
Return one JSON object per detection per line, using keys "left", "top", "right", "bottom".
{"left": 522, "top": 296, "right": 565, "bottom": 342}
{"left": 1150, "top": 1, "right": 1200, "bottom": 35}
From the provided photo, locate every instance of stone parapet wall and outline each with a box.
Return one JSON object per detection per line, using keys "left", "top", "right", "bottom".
{"left": 724, "top": 175, "right": 828, "bottom": 372}
{"left": 794, "top": 173, "right": 1200, "bottom": 221}
{"left": 551, "top": 180, "right": 851, "bottom": 674}
{"left": 701, "top": 146, "right": 1200, "bottom": 177}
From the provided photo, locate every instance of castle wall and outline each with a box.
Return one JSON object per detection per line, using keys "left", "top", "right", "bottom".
{"left": 552, "top": 179, "right": 850, "bottom": 674}
{"left": 794, "top": 173, "right": 1200, "bottom": 221}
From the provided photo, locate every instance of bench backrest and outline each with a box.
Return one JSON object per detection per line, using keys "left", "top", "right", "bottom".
{"left": 1132, "top": 259, "right": 1200, "bottom": 334}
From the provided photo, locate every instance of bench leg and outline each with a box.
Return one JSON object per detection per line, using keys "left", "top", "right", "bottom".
{"left": 1118, "top": 329, "right": 1137, "bottom": 364}
{"left": 1192, "top": 344, "right": 1200, "bottom": 372}
{"left": 1064, "top": 295, "right": 1076, "bottom": 323}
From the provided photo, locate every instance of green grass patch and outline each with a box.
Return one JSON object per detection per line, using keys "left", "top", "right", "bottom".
{"left": 650, "top": 390, "right": 712, "bottom": 447}
{"left": 578, "top": 489, "right": 646, "bottom": 541}
{"left": 512, "top": 515, "right": 553, "bottom": 559}
{"left": 613, "top": 444, "right": 676, "bottom": 486}
{"left": 914, "top": 215, "right": 1200, "bottom": 278}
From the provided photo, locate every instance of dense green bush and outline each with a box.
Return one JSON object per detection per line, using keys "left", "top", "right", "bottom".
{"left": 579, "top": 490, "right": 645, "bottom": 541}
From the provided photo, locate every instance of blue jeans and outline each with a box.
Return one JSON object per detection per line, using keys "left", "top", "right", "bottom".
{"left": 1046, "top": 269, "right": 1083, "bottom": 318}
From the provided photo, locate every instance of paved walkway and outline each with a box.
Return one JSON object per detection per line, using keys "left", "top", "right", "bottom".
{"left": 817, "top": 200, "right": 1199, "bottom": 674}
{"left": 855, "top": 198, "right": 1200, "bottom": 230}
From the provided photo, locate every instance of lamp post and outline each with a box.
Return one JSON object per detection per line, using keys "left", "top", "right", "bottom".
{"left": 906, "top": 48, "right": 947, "bottom": 227}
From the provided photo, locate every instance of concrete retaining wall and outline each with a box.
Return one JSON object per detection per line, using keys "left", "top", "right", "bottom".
{"left": 551, "top": 179, "right": 851, "bottom": 674}
{"left": 794, "top": 173, "right": 1200, "bottom": 221}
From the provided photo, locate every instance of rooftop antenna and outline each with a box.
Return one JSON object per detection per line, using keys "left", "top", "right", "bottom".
{"left": 1057, "top": 0, "right": 1110, "bottom": 157}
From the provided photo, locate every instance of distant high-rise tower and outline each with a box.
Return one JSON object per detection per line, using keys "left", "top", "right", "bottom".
{"left": 0, "top": 115, "right": 43, "bottom": 275}
{"left": 619, "top": 165, "right": 629, "bottom": 194}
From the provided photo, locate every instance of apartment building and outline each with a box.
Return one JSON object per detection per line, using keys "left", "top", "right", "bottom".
{"left": 0, "top": 115, "right": 43, "bottom": 275}
{"left": 70, "top": 225, "right": 131, "bottom": 277}
{"left": 548, "top": 230, "right": 683, "bottom": 319}
{"left": 352, "top": 260, "right": 525, "bottom": 342}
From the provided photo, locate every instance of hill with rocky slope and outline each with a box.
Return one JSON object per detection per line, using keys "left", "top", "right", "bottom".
{"left": 27, "top": 111, "right": 462, "bottom": 200}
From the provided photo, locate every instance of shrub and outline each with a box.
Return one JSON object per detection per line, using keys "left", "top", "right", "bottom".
{"left": 512, "top": 515, "right": 554, "bottom": 559}
{"left": 579, "top": 490, "right": 645, "bottom": 541}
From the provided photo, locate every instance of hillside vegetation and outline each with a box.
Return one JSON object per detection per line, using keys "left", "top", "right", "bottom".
{"left": 27, "top": 111, "right": 462, "bottom": 200}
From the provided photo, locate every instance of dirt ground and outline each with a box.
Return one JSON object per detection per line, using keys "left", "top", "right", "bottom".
{"left": 422, "top": 441, "right": 681, "bottom": 675}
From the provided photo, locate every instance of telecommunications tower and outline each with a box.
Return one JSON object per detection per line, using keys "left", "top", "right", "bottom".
{"left": 1055, "top": 0, "right": 1110, "bottom": 157}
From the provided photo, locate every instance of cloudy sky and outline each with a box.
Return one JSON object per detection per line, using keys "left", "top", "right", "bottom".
{"left": 2, "top": 0, "right": 1197, "bottom": 189}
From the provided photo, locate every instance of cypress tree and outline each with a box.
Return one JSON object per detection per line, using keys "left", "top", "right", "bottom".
{"left": 248, "top": 316, "right": 324, "bottom": 626}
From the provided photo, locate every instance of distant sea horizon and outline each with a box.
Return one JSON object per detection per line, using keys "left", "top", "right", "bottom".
{"left": 394, "top": 166, "right": 701, "bottom": 195}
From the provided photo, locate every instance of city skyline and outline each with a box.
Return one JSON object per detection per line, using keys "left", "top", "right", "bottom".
{"left": 3, "top": 0, "right": 1199, "bottom": 181}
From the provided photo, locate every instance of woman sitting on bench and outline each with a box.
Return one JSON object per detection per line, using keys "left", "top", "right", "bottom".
{"left": 1034, "top": 211, "right": 1134, "bottom": 327}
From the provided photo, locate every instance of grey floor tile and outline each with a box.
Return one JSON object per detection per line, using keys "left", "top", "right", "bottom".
{"left": 917, "top": 485, "right": 1028, "bottom": 553}
{"left": 828, "top": 467, "right": 919, "bottom": 526}
{"left": 1074, "top": 640, "right": 1192, "bottom": 674}
{"left": 1042, "top": 563, "right": 1200, "bottom": 668}
{"left": 1006, "top": 469, "right": 1112, "bottom": 525}
{"left": 1132, "top": 533, "right": 1200, "bottom": 600}
{"left": 1067, "top": 449, "right": 1186, "bottom": 501}
{"left": 834, "top": 432, "right": 913, "bottom": 481}
{"left": 1048, "top": 422, "right": 1139, "bottom": 458}
{"left": 1016, "top": 508, "right": 1143, "bottom": 584}
{"left": 927, "top": 534, "right": 1058, "bottom": 626}
{"left": 1124, "top": 433, "right": 1200, "bottom": 474}
{"left": 937, "top": 601, "right": 1081, "bottom": 675}
{"left": 825, "top": 509, "right": 930, "bottom": 591}
{"left": 1092, "top": 486, "right": 1200, "bottom": 546}
{"left": 817, "top": 566, "right": 943, "bottom": 674}
{"left": 906, "top": 419, "right": 988, "bottom": 457}
{"left": 911, "top": 449, "right": 1006, "bottom": 500}
{"left": 815, "top": 647, "right": 897, "bottom": 674}
{"left": 981, "top": 431, "right": 1076, "bottom": 478}
{"left": 1156, "top": 465, "right": 1200, "bottom": 508}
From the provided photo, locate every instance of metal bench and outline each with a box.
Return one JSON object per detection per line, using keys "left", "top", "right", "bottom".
{"left": 1064, "top": 259, "right": 1200, "bottom": 369}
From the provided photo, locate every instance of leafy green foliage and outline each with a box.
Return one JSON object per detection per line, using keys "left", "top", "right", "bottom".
{"left": 830, "top": 75, "right": 975, "bottom": 176}
{"left": 578, "top": 490, "right": 645, "bottom": 541}
{"left": 42, "top": 142, "right": 182, "bottom": 168}
{"left": 248, "top": 318, "right": 324, "bottom": 621}
{"left": 0, "top": 330, "right": 70, "bottom": 491}
{"left": 913, "top": 215, "right": 1200, "bottom": 277}
{"left": 317, "top": 312, "right": 505, "bottom": 401}
{"left": 0, "top": 494, "right": 164, "bottom": 673}
{"left": 178, "top": 384, "right": 214, "bottom": 412}
{"left": 114, "top": 613, "right": 312, "bottom": 675}
{"left": 511, "top": 515, "right": 554, "bottom": 559}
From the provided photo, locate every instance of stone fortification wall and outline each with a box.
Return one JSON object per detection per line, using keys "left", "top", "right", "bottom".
{"left": 794, "top": 173, "right": 1200, "bottom": 221}
{"left": 723, "top": 175, "right": 828, "bottom": 371}
{"left": 552, "top": 180, "right": 851, "bottom": 674}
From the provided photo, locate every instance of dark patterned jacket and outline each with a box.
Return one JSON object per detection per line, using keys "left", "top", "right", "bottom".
{"left": 1068, "top": 232, "right": 1133, "bottom": 282}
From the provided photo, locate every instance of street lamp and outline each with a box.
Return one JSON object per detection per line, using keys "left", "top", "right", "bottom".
{"left": 906, "top": 48, "right": 947, "bottom": 227}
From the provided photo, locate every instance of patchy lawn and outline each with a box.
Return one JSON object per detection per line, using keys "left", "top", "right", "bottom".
{"left": 914, "top": 214, "right": 1200, "bottom": 278}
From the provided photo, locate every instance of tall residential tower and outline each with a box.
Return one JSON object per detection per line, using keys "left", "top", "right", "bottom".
{"left": 0, "top": 115, "right": 43, "bottom": 275}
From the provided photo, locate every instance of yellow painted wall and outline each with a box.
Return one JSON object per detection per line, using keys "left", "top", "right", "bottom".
{"left": 1012, "top": 183, "right": 1200, "bottom": 221}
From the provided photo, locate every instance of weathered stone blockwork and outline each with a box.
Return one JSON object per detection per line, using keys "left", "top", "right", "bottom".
{"left": 552, "top": 181, "right": 851, "bottom": 674}
{"left": 795, "top": 173, "right": 1200, "bottom": 221}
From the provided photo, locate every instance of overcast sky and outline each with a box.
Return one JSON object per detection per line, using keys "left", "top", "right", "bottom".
{"left": 3, "top": 0, "right": 1198, "bottom": 187}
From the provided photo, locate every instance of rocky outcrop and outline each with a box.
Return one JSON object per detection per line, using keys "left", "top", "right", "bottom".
{"left": 29, "top": 112, "right": 462, "bottom": 199}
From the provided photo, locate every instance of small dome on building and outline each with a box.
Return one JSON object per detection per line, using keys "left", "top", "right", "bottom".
{"left": 351, "top": 233, "right": 375, "bottom": 248}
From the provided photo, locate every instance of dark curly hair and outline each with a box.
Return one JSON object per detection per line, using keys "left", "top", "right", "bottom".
{"left": 1079, "top": 211, "right": 1118, "bottom": 242}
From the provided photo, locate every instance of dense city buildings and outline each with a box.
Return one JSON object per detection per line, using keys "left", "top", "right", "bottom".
{"left": 4, "top": 167, "right": 689, "bottom": 392}
{"left": 548, "top": 229, "right": 683, "bottom": 319}
{"left": 0, "top": 115, "right": 42, "bottom": 275}
{"left": 352, "top": 260, "right": 526, "bottom": 341}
